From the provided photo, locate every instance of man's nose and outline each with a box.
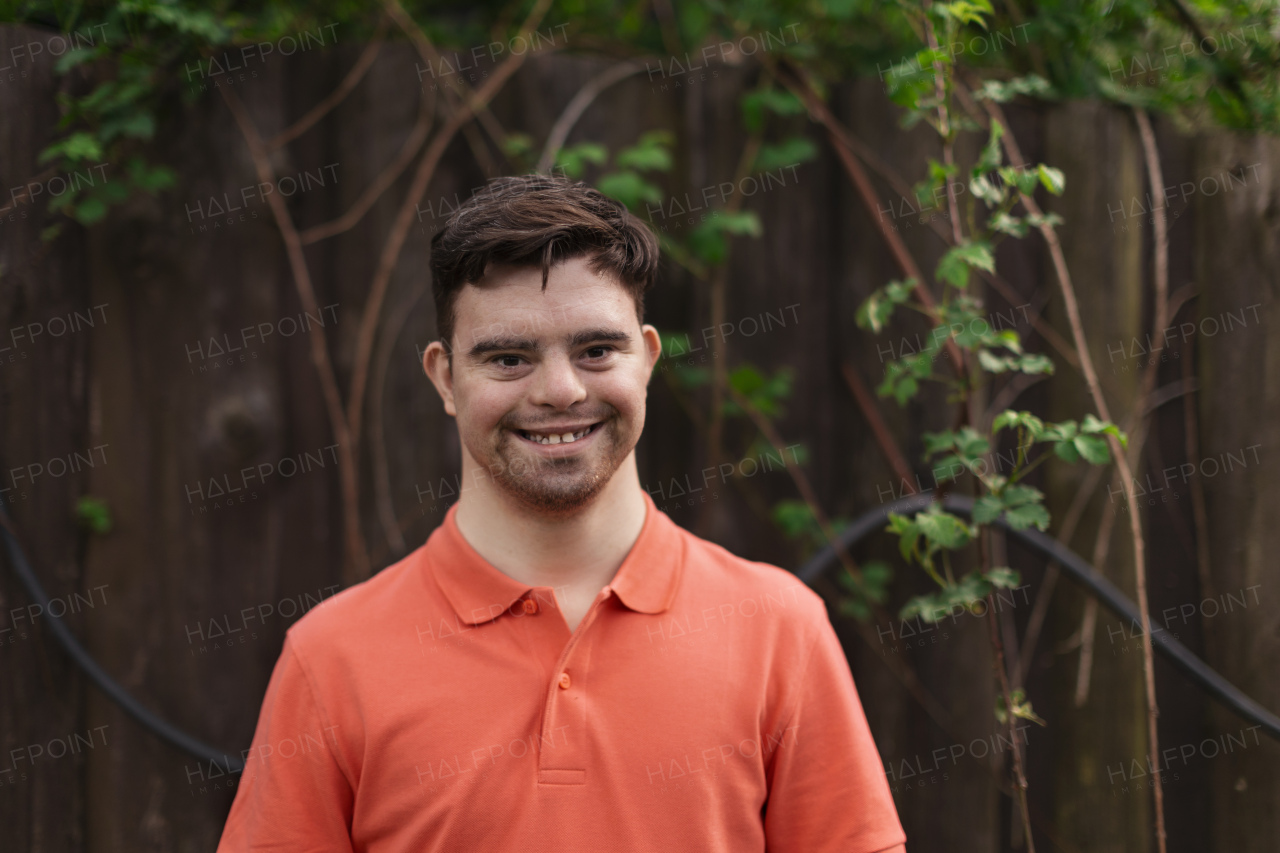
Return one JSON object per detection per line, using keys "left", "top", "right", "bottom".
{"left": 528, "top": 352, "right": 587, "bottom": 409}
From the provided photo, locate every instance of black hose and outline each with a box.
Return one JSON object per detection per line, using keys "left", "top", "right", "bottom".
{"left": 4, "top": 487, "right": 1278, "bottom": 776}
{"left": 0, "top": 502, "right": 245, "bottom": 774}
{"left": 798, "top": 491, "right": 1280, "bottom": 742}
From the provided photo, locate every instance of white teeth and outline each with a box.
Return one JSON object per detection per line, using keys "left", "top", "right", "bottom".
{"left": 522, "top": 424, "right": 595, "bottom": 445}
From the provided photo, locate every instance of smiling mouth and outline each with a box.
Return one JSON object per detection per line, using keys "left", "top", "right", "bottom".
{"left": 515, "top": 422, "right": 603, "bottom": 446}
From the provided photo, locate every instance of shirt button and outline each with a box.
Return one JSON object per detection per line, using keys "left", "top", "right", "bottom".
{"left": 523, "top": 599, "right": 539, "bottom": 615}
{"left": 558, "top": 672, "right": 571, "bottom": 690}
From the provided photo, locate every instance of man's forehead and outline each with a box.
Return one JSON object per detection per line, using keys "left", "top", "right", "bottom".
{"left": 452, "top": 289, "right": 637, "bottom": 353}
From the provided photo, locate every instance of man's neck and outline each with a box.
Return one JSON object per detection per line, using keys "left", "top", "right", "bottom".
{"left": 452, "top": 453, "right": 649, "bottom": 597}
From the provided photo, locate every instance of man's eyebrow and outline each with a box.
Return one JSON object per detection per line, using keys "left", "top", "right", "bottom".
{"left": 466, "top": 328, "right": 632, "bottom": 360}
{"left": 467, "top": 336, "right": 538, "bottom": 359}
{"left": 569, "top": 328, "right": 631, "bottom": 347}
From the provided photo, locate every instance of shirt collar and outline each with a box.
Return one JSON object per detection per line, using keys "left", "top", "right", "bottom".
{"left": 426, "top": 490, "right": 685, "bottom": 626}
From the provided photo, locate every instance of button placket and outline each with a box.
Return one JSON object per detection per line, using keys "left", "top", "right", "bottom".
{"left": 537, "top": 587, "right": 610, "bottom": 785}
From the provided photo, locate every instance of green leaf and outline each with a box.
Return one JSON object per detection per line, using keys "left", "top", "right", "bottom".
{"left": 1026, "top": 212, "right": 1064, "bottom": 229}
{"left": 614, "top": 132, "right": 674, "bottom": 172}
{"left": 892, "top": 375, "right": 918, "bottom": 405}
{"left": 554, "top": 142, "right": 608, "bottom": 179}
{"left": 973, "top": 494, "right": 1004, "bottom": 524}
{"left": 1037, "top": 164, "right": 1066, "bottom": 195}
{"left": 501, "top": 133, "right": 535, "bottom": 160}
{"left": 923, "top": 430, "right": 958, "bottom": 456}
{"left": 954, "top": 427, "right": 990, "bottom": 459}
{"left": 1015, "top": 353, "right": 1055, "bottom": 374}
{"left": 887, "top": 512, "right": 922, "bottom": 563}
{"left": 996, "top": 688, "right": 1047, "bottom": 726}
{"left": 978, "top": 349, "right": 1014, "bottom": 372}
{"left": 1002, "top": 484, "right": 1042, "bottom": 506}
{"left": 971, "top": 173, "right": 1007, "bottom": 206}
{"left": 990, "top": 211, "right": 1028, "bottom": 236}
{"left": 596, "top": 170, "right": 662, "bottom": 210}
{"left": 836, "top": 559, "right": 894, "bottom": 620}
{"left": 971, "top": 75, "right": 1051, "bottom": 103}
{"left": 754, "top": 137, "right": 818, "bottom": 172}
{"left": 724, "top": 364, "right": 792, "bottom": 417}
{"left": 936, "top": 241, "right": 995, "bottom": 289}
{"left": 742, "top": 88, "right": 805, "bottom": 131}
{"left": 975, "top": 120, "right": 1004, "bottom": 173}
{"left": 1054, "top": 439, "right": 1080, "bottom": 463}
{"left": 715, "top": 210, "right": 764, "bottom": 237}
{"left": 984, "top": 567, "right": 1020, "bottom": 589}
{"left": 1072, "top": 434, "right": 1111, "bottom": 464}
{"left": 1081, "top": 414, "right": 1128, "bottom": 448}
{"left": 39, "top": 132, "right": 104, "bottom": 164}
{"left": 1004, "top": 502, "right": 1050, "bottom": 531}
{"left": 993, "top": 410, "right": 1044, "bottom": 439}
{"left": 74, "top": 198, "right": 109, "bottom": 224}
{"left": 916, "top": 508, "right": 973, "bottom": 549}
{"left": 76, "top": 496, "right": 113, "bottom": 534}
{"left": 999, "top": 166, "right": 1041, "bottom": 196}
{"left": 857, "top": 291, "right": 895, "bottom": 333}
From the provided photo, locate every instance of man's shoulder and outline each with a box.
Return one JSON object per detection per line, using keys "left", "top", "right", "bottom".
{"left": 667, "top": 518, "right": 827, "bottom": 622}
{"left": 285, "top": 544, "right": 430, "bottom": 655}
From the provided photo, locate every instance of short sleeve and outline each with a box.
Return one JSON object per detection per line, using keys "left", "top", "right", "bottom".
{"left": 763, "top": 610, "right": 906, "bottom": 853}
{"left": 216, "top": 634, "right": 355, "bottom": 852}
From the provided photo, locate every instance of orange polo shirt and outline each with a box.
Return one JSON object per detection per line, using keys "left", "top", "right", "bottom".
{"left": 216, "top": 490, "right": 906, "bottom": 852}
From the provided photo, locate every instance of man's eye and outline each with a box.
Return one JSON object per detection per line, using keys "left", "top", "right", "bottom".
{"left": 493, "top": 355, "right": 523, "bottom": 368}
{"left": 585, "top": 346, "right": 614, "bottom": 359}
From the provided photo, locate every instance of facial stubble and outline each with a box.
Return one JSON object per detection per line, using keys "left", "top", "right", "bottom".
{"left": 487, "top": 415, "right": 634, "bottom": 515}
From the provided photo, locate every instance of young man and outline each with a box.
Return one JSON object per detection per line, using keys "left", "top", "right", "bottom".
{"left": 216, "top": 175, "right": 907, "bottom": 852}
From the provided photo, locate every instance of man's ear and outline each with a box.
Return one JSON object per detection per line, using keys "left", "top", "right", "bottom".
{"left": 423, "top": 340, "right": 457, "bottom": 417}
{"left": 640, "top": 323, "right": 662, "bottom": 382}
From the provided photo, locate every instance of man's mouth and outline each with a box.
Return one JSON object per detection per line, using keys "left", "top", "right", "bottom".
{"left": 514, "top": 421, "right": 603, "bottom": 446}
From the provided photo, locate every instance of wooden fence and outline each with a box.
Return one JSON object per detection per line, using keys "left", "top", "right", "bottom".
{"left": 2, "top": 23, "right": 1278, "bottom": 852}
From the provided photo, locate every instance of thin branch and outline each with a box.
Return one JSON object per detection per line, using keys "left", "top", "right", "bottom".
{"left": 921, "top": 3, "right": 964, "bottom": 246}
{"left": 1073, "top": 495, "right": 1117, "bottom": 706}
{"left": 347, "top": 0, "right": 558, "bottom": 463}
{"left": 299, "top": 19, "right": 438, "bottom": 246}
{"left": 979, "top": 93, "right": 1168, "bottom": 853}
{"left": 979, "top": 529, "right": 1036, "bottom": 853}
{"left": 267, "top": 14, "right": 391, "bottom": 151}
{"left": 841, "top": 362, "right": 917, "bottom": 490}
{"left": 536, "top": 62, "right": 645, "bottom": 174}
{"left": 828, "top": 114, "right": 1079, "bottom": 369}
{"left": 726, "top": 384, "right": 956, "bottom": 731}
{"left": 370, "top": 282, "right": 425, "bottom": 559}
{"left": 219, "top": 85, "right": 370, "bottom": 582}
{"left": 698, "top": 132, "right": 762, "bottom": 538}
{"left": 1180, "top": 296, "right": 1214, "bottom": 616}
{"left": 0, "top": 164, "right": 58, "bottom": 216}
{"left": 771, "top": 57, "right": 967, "bottom": 377}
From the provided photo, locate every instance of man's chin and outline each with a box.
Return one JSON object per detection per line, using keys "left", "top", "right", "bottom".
{"left": 500, "top": 474, "right": 610, "bottom": 516}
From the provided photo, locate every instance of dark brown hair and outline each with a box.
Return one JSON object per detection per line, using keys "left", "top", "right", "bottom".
{"left": 429, "top": 173, "right": 660, "bottom": 355}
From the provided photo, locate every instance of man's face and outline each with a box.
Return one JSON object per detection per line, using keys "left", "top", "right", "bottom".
{"left": 424, "top": 255, "right": 662, "bottom": 516}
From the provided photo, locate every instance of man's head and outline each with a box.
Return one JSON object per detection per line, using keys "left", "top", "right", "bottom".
{"left": 423, "top": 174, "right": 663, "bottom": 516}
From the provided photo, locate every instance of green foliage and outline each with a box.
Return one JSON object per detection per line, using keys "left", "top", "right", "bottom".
{"left": 75, "top": 496, "right": 113, "bottom": 534}
{"left": 687, "top": 210, "right": 763, "bottom": 266}
{"left": 996, "top": 687, "right": 1046, "bottom": 726}
{"left": 836, "top": 560, "right": 893, "bottom": 621}
{"left": 741, "top": 86, "right": 805, "bottom": 132}
{"left": 855, "top": 277, "right": 916, "bottom": 334}
{"left": 848, "top": 1, "right": 1136, "bottom": 748}
{"left": 753, "top": 137, "right": 818, "bottom": 172}
{"left": 772, "top": 498, "right": 849, "bottom": 556}
{"left": 723, "top": 364, "right": 792, "bottom": 418}
{"left": 554, "top": 142, "right": 609, "bottom": 179}
{"left": 899, "top": 566, "right": 1019, "bottom": 623}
